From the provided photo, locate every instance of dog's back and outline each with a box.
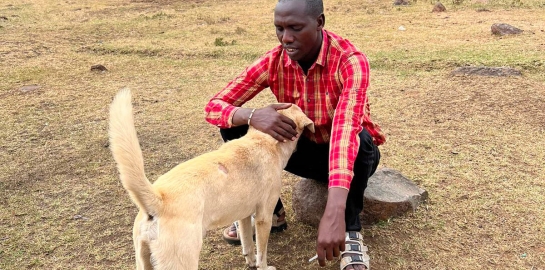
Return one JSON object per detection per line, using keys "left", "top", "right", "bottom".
{"left": 150, "top": 130, "right": 291, "bottom": 229}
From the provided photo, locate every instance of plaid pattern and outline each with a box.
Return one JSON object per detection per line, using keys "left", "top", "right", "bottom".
{"left": 205, "top": 30, "right": 385, "bottom": 189}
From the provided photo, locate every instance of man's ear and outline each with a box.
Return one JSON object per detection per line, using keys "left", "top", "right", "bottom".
{"left": 317, "top": 13, "right": 325, "bottom": 30}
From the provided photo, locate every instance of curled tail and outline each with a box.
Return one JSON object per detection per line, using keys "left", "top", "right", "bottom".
{"left": 109, "top": 88, "right": 162, "bottom": 216}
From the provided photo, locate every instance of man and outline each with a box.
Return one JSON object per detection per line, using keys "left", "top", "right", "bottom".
{"left": 204, "top": 0, "right": 384, "bottom": 269}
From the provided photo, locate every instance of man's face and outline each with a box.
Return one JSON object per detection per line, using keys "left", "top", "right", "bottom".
{"left": 274, "top": 0, "right": 323, "bottom": 63}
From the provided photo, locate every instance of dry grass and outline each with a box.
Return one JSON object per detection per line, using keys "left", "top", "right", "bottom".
{"left": 1, "top": 0, "right": 544, "bottom": 269}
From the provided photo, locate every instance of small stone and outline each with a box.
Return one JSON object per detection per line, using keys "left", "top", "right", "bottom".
{"left": 393, "top": 0, "right": 410, "bottom": 5}
{"left": 491, "top": 23, "right": 523, "bottom": 36}
{"left": 91, "top": 64, "right": 108, "bottom": 72}
{"left": 0, "top": 16, "right": 8, "bottom": 20}
{"left": 476, "top": 7, "right": 491, "bottom": 12}
{"left": 19, "top": 84, "right": 41, "bottom": 93}
{"left": 432, "top": 2, "right": 447, "bottom": 12}
{"left": 398, "top": 26, "right": 406, "bottom": 31}
{"left": 73, "top": 215, "right": 89, "bottom": 221}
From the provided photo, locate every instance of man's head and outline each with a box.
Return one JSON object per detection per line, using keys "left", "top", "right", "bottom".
{"left": 274, "top": 0, "right": 325, "bottom": 64}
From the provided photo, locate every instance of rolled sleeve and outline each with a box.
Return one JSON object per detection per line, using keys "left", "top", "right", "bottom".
{"left": 204, "top": 56, "right": 271, "bottom": 127}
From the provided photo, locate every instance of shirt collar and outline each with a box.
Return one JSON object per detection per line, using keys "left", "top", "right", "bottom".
{"left": 284, "top": 29, "right": 329, "bottom": 68}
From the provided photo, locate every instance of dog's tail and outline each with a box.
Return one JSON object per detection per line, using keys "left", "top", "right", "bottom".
{"left": 109, "top": 88, "right": 162, "bottom": 217}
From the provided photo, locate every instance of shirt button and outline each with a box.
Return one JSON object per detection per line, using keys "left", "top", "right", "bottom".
{"left": 307, "top": 99, "right": 311, "bottom": 102}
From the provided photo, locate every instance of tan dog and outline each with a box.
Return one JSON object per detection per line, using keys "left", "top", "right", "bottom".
{"left": 108, "top": 89, "right": 314, "bottom": 270}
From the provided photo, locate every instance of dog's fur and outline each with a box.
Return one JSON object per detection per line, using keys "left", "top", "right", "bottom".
{"left": 108, "top": 89, "right": 314, "bottom": 270}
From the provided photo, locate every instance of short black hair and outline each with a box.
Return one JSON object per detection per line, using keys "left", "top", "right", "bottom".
{"left": 278, "top": 0, "right": 324, "bottom": 17}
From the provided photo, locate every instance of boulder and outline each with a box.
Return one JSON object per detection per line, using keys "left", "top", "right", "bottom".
{"left": 292, "top": 168, "right": 428, "bottom": 226}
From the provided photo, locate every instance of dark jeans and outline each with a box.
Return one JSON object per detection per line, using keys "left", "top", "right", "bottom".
{"left": 220, "top": 125, "right": 380, "bottom": 231}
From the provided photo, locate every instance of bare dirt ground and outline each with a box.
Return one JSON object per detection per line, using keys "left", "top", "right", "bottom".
{"left": 1, "top": 0, "right": 544, "bottom": 269}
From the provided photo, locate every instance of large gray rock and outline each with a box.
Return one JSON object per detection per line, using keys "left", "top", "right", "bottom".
{"left": 491, "top": 23, "right": 523, "bottom": 36}
{"left": 292, "top": 168, "right": 428, "bottom": 226}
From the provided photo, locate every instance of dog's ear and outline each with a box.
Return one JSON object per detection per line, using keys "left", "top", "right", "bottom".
{"left": 304, "top": 118, "right": 315, "bottom": 133}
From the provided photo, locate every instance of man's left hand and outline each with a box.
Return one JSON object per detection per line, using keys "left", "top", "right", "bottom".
{"left": 315, "top": 187, "right": 349, "bottom": 267}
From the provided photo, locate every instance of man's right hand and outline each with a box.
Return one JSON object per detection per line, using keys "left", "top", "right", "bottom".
{"left": 233, "top": 104, "right": 298, "bottom": 142}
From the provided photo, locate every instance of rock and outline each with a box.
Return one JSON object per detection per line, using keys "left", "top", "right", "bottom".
{"left": 73, "top": 215, "right": 89, "bottom": 221}
{"left": 491, "top": 23, "right": 523, "bottom": 36}
{"left": 19, "top": 84, "right": 41, "bottom": 93}
{"left": 432, "top": 2, "right": 447, "bottom": 12}
{"left": 292, "top": 178, "right": 328, "bottom": 227}
{"left": 292, "top": 168, "right": 428, "bottom": 226}
{"left": 476, "top": 7, "right": 491, "bottom": 12}
{"left": 393, "top": 0, "right": 410, "bottom": 5}
{"left": 451, "top": 66, "right": 522, "bottom": 77}
{"left": 398, "top": 26, "right": 406, "bottom": 31}
{"left": 0, "top": 16, "right": 8, "bottom": 20}
{"left": 91, "top": 64, "right": 108, "bottom": 72}
{"left": 361, "top": 168, "right": 428, "bottom": 224}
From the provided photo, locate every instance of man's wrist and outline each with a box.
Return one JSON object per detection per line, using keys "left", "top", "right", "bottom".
{"left": 232, "top": 107, "right": 254, "bottom": 126}
{"left": 247, "top": 108, "right": 257, "bottom": 126}
{"left": 325, "top": 187, "right": 349, "bottom": 210}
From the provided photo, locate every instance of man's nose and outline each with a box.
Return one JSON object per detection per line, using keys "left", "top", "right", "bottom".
{"left": 282, "top": 30, "right": 294, "bottom": 44}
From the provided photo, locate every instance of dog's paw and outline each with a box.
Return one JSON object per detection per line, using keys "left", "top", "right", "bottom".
{"left": 245, "top": 254, "right": 256, "bottom": 267}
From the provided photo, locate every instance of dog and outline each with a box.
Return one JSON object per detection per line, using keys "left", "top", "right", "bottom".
{"left": 108, "top": 89, "right": 314, "bottom": 270}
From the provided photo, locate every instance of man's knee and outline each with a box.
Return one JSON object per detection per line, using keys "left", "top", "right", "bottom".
{"left": 220, "top": 125, "right": 249, "bottom": 142}
{"left": 355, "top": 129, "right": 380, "bottom": 177}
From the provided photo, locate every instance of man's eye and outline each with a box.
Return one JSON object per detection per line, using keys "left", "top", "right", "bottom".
{"left": 276, "top": 27, "right": 284, "bottom": 32}
{"left": 292, "top": 27, "right": 302, "bottom": 31}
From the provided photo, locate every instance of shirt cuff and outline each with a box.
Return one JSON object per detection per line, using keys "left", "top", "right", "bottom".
{"left": 328, "top": 169, "right": 353, "bottom": 190}
{"left": 224, "top": 106, "right": 238, "bottom": 128}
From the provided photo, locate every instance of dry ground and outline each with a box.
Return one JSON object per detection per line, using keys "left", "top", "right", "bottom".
{"left": 1, "top": 0, "right": 544, "bottom": 269}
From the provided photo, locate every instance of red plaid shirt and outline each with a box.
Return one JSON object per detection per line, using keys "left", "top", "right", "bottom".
{"left": 205, "top": 30, "right": 385, "bottom": 190}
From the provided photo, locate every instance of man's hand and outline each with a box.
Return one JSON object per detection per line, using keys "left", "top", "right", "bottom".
{"left": 233, "top": 104, "right": 298, "bottom": 142}
{"left": 316, "top": 188, "right": 349, "bottom": 267}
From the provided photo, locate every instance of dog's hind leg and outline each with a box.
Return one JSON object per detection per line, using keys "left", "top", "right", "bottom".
{"left": 238, "top": 216, "right": 257, "bottom": 268}
{"left": 254, "top": 204, "right": 277, "bottom": 270}
{"left": 151, "top": 221, "right": 203, "bottom": 270}
{"left": 134, "top": 213, "right": 154, "bottom": 270}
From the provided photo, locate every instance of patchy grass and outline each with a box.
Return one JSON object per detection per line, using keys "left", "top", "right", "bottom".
{"left": 1, "top": 0, "right": 544, "bottom": 269}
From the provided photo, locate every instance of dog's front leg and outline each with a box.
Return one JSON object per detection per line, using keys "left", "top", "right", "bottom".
{"left": 238, "top": 216, "right": 257, "bottom": 268}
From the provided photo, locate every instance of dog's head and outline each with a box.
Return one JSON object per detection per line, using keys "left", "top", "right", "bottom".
{"left": 277, "top": 104, "right": 315, "bottom": 134}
